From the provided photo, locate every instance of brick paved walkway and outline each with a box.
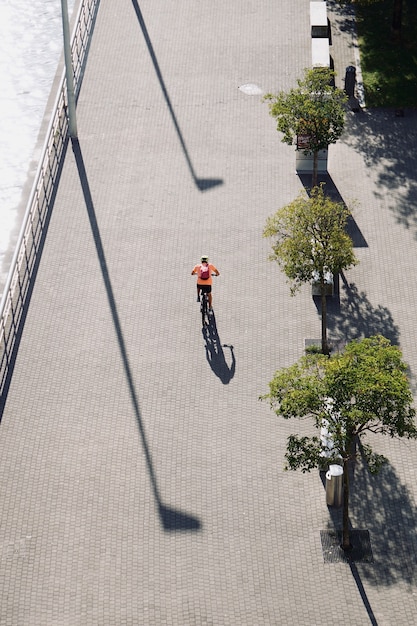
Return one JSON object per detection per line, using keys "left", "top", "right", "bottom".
{"left": 1, "top": 1, "right": 417, "bottom": 624}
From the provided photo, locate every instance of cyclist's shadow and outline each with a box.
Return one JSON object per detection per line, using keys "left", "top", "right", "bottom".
{"left": 202, "top": 313, "right": 235, "bottom": 384}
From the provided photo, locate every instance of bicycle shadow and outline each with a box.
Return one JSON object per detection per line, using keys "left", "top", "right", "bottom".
{"left": 202, "top": 313, "right": 235, "bottom": 384}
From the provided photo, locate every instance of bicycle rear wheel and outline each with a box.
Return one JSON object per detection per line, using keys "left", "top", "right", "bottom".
{"left": 201, "top": 293, "right": 208, "bottom": 326}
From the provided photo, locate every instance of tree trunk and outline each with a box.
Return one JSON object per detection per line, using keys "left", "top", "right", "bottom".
{"left": 312, "top": 150, "right": 318, "bottom": 188}
{"left": 342, "top": 459, "right": 351, "bottom": 550}
{"left": 391, "top": 0, "right": 403, "bottom": 41}
{"left": 320, "top": 279, "right": 329, "bottom": 355}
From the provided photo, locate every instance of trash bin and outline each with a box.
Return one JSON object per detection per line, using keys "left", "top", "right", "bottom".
{"left": 326, "top": 464, "right": 343, "bottom": 507}
{"left": 345, "top": 66, "right": 356, "bottom": 97}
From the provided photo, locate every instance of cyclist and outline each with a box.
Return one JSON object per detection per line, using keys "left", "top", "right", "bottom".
{"left": 191, "top": 255, "right": 220, "bottom": 310}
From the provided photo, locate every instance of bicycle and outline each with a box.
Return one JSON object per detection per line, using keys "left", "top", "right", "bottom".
{"left": 200, "top": 289, "right": 210, "bottom": 327}
{"left": 199, "top": 274, "right": 216, "bottom": 327}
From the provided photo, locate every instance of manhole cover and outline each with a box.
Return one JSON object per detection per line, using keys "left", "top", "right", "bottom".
{"left": 238, "top": 83, "right": 263, "bottom": 96}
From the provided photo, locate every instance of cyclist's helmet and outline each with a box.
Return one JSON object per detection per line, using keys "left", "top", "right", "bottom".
{"left": 201, "top": 255, "right": 209, "bottom": 262}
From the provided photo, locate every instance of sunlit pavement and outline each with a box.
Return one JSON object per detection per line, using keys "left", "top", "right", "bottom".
{"left": 0, "top": 1, "right": 417, "bottom": 624}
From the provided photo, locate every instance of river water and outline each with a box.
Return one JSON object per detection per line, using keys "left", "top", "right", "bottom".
{"left": 0, "top": 0, "right": 75, "bottom": 291}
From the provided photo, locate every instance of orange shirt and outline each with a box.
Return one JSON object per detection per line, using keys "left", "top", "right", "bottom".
{"left": 192, "top": 263, "right": 219, "bottom": 286}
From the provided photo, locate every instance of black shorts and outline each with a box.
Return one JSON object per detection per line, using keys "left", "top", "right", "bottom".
{"left": 198, "top": 283, "right": 211, "bottom": 293}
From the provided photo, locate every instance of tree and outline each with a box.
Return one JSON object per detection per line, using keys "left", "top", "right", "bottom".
{"left": 261, "top": 335, "right": 417, "bottom": 550}
{"left": 263, "top": 184, "right": 358, "bottom": 354}
{"left": 348, "top": 0, "right": 403, "bottom": 42}
{"left": 391, "top": 0, "right": 403, "bottom": 41}
{"left": 263, "top": 68, "right": 347, "bottom": 187}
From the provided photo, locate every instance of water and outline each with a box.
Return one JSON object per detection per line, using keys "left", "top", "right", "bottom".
{"left": 0, "top": 0, "right": 75, "bottom": 290}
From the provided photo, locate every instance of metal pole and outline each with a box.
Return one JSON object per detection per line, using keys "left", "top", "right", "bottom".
{"left": 60, "top": 0, "right": 78, "bottom": 138}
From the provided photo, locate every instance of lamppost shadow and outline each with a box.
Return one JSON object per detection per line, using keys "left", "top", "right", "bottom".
{"left": 202, "top": 312, "right": 235, "bottom": 384}
{"left": 130, "top": 0, "right": 223, "bottom": 193}
{"left": 72, "top": 138, "right": 201, "bottom": 532}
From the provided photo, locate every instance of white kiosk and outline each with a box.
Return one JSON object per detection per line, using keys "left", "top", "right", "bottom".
{"left": 296, "top": 2, "right": 330, "bottom": 175}
{"left": 310, "top": 1, "right": 328, "bottom": 38}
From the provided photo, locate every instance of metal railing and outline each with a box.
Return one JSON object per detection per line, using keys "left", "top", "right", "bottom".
{"left": 0, "top": 0, "right": 100, "bottom": 401}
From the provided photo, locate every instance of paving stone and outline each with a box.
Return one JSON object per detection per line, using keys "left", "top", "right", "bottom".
{"left": 1, "top": 0, "right": 417, "bottom": 624}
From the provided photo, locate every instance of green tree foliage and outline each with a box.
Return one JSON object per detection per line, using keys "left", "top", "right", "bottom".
{"left": 263, "top": 68, "right": 347, "bottom": 186}
{"left": 261, "top": 335, "right": 417, "bottom": 549}
{"left": 391, "top": 0, "right": 403, "bottom": 40}
{"left": 263, "top": 185, "right": 358, "bottom": 354}
{"left": 353, "top": 0, "right": 416, "bottom": 106}
{"left": 344, "top": 0, "right": 404, "bottom": 41}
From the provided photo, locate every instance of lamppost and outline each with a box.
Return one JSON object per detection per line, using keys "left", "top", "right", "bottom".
{"left": 60, "top": 0, "right": 77, "bottom": 138}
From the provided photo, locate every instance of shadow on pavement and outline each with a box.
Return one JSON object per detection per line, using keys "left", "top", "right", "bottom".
{"left": 326, "top": 457, "right": 417, "bottom": 587}
{"left": 326, "top": 277, "right": 411, "bottom": 384}
{"left": 351, "top": 459, "right": 417, "bottom": 588}
{"left": 342, "top": 110, "right": 417, "bottom": 237}
{"left": 298, "top": 172, "right": 368, "bottom": 248}
{"left": 323, "top": 453, "right": 417, "bottom": 624}
{"left": 349, "top": 560, "right": 379, "bottom": 626}
{"left": 72, "top": 138, "right": 201, "bottom": 532}
{"left": 327, "top": 276, "right": 400, "bottom": 346}
{"left": 0, "top": 139, "right": 70, "bottom": 420}
{"left": 327, "top": 0, "right": 357, "bottom": 38}
{"left": 130, "top": 0, "right": 223, "bottom": 193}
{"left": 202, "top": 312, "right": 235, "bottom": 384}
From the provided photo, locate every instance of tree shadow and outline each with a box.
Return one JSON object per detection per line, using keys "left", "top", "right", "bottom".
{"left": 327, "top": 0, "right": 357, "bottom": 38}
{"left": 130, "top": 0, "right": 223, "bottom": 192}
{"left": 322, "top": 452, "right": 417, "bottom": 623}
{"left": 326, "top": 456, "right": 417, "bottom": 588}
{"left": 327, "top": 278, "right": 400, "bottom": 347}
{"left": 72, "top": 138, "right": 201, "bottom": 532}
{"left": 342, "top": 109, "right": 417, "bottom": 236}
{"left": 352, "top": 458, "right": 417, "bottom": 588}
{"left": 202, "top": 313, "right": 235, "bottom": 384}
{"left": 326, "top": 276, "right": 417, "bottom": 395}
